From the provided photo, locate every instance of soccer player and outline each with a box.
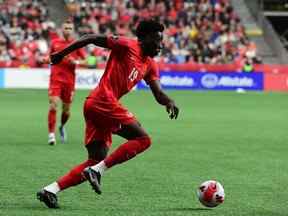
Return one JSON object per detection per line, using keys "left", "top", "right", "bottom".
{"left": 37, "top": 19, "right": 179, "bottom": 208}
{"left": 47, "top": 19, "right": 86, "bottom": 145}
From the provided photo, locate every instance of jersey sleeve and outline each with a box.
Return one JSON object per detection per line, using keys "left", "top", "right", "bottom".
{"left": 143, "top": 59, "right": 160, "bottom": 84}
{"left": 107, "top": 35, "right": 130, "bottom": 51}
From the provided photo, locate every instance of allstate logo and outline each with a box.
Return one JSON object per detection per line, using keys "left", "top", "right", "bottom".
{"left": 201, "top": 74, "right": 218, "bottom": 88}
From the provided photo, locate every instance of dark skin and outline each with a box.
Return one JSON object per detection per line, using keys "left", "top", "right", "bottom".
{"left": 50, "top": 33, "right": 179, "bottom": 160}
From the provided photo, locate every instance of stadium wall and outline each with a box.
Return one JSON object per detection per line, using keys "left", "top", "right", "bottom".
{"left": 0, "top": 68, "right": 287, "bottom": 92}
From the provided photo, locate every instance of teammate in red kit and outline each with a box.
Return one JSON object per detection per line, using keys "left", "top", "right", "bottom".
{"left": 37, "top": 19, "right": 179, "bottom": 208}
{"left": 47, "top": 19, "right": 86, "bottom": 145}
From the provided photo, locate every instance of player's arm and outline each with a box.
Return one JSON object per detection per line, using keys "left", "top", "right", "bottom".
{"left": 149, "top": 80, "right": 179, "bottom": 119}
{"left": 50, "top": 34, "right": 108, "bottom": 64}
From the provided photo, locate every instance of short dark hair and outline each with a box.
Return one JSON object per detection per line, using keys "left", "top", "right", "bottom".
{"left": 136, "top": 19, "right": 164, "bottom": 40}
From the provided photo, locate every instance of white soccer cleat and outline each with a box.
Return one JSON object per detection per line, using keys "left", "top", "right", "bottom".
{"left": 48, "top": 133, "right": 56, "bottom": 145}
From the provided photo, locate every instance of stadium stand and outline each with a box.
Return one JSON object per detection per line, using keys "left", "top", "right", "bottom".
{"left": 0, "top": 0, "right": 262, "bottom": 68}
{"left": 0, "top": 0, "right": 56, "bottom": 67}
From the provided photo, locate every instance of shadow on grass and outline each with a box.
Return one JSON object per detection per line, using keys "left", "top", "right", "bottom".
{"left": 16, "top": 203, "right": 211, "bottom": 212}
{"left": 160, "top": 207, "right": 212, "bottom": 212}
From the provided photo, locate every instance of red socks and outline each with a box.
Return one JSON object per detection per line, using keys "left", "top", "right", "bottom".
{"left": 104, "top": 136, "right": 151, "bottom": 168}
{"left": 48, "top": 110, "right": 70, "bottom": 133}
{"left": 48, "top": 109, "right": 56, "bottom": 133}
{"left": 61, "top": 112, "right": 70, "bottom": 126}
{"left": 56, "top": 137, "right": 151, "bottom": 191}
{"left": 57, "top": 159, "right": 97, "bottom": 190}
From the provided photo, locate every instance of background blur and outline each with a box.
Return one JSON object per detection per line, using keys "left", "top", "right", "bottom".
{"left": 0, "top": 0, "right": 288, "bottom": 92}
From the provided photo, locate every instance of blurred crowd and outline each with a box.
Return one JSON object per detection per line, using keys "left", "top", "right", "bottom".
{"left": 0, "top": 0, "right": 261, "bottom": 68}
{"left": 0, "top": 0, "right": 57, "bottom": 67}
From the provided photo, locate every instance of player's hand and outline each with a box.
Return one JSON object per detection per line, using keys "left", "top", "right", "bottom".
{"left": 39, "top": 56, "right": 50, "bottom": 64}
{"left": 166, "top": 101, "right": 179, "bottom": 119}
{"left": 50, "top": 52, "right": 64, "bottom": 65}
{"left": 67, "top": 57, "right": 80, "bottom": 65}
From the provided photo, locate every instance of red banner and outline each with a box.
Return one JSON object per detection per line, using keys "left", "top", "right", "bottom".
{"left": 264, "top": 73, "right": 288, "bottom": 91}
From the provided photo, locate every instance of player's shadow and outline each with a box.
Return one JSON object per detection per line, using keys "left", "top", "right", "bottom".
{"left": 161, "top": 207, "right": 212, "bottom": 212}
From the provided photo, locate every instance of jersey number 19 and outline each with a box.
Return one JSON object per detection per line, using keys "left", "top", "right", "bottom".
{"left": 128, "top": 67, "right": 139, "bottom": 82}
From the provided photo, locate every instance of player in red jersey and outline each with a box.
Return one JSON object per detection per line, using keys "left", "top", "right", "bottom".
{"left": 47, "top": 19, "right": 86, "bottom": 145}
{"left": 37, "top": 20, "right": 179, "bottom": 208}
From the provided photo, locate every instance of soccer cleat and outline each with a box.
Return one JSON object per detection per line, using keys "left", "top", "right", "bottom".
{"left": 83, "top": 167, "right": 102, "bottom": 194}
{"left": 36, "top": 189, "right": 59, "bottom": 209}
{"left": 48, "top": 133, "right": 56, "bottom": 145}
{"left": 58, "top": 126, "right": 67, "bottom": 144}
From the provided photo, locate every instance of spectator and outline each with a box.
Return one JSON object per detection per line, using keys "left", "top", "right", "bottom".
{"left": 86, "top": 47, "right": 97, "bottom": 69}
{"left": 242, "top": 58, "right": 254, "bottom": 73}
{"left": 0, "top": 0, "right": 260, "bottom": 67}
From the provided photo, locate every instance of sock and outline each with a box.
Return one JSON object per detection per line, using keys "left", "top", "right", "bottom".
{"left": 104, "top": 136, "right": 151, "bottom": 168}
{"left": 61, "top": 111, "right": 70, "bottom": 127}
{"left": 91, "top": 161, "right": 107, "bottom": 176}
{"left": 48, "top": 132, "right": 55, "bottom": 139}
{"left": 44, "top": 182, "right": 60, "bottom": 194}
{"left": 48, "top": 109, "right": 56, "bottom": 133}
{"left": 57, "top": 159, "right": 97, "bottom": 191}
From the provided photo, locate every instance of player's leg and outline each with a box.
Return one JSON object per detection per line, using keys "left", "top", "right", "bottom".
{"left": 104, "top": 121, "right": 151, "bottom": 168}
{"left": 48, "top": 95, "right": 60, "bottom": 145}
{"left": 59, "top": 85, "right": 74, "bottom": 143}
{"left": 61, "top": 102, "right": 71, "bottom": 126}
{"left": 82, "top": 99, "right": 115, "bottom": 194}
{"left": 85, "top": 121, "right": 151, "bottom": 194}
{"left": 58, "top": 102, "right": 71, "bottom": 143}
{"left": 82, "top": 140, "right": 110, "bottom": 194}
{"left": 55, "top": 140, "right": 108, "bottom": 191}
{"left": 37, "top": 139, "right": 108, "bottom": 208}
{"left": 115, "top": 121, "right": 147, "bottom": 139}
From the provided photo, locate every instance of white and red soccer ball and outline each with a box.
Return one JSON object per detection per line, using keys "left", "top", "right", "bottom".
{"left": 197, "top": 180, "right": 225, "bottom": 208}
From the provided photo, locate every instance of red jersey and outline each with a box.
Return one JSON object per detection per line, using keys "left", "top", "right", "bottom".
{"left": 50, "top": 38, "right": 85, "bottom": 85}
{"left": 88, "top": 36, "right": 159, "bottom": 113}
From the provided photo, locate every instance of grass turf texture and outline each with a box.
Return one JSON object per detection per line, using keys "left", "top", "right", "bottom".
{"left": 0, "top": 89, "right": 287, "bottom": 216}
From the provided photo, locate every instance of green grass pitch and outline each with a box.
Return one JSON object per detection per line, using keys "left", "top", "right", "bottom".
{"left": 0, "top": 89, "right": 287, "bottom": 216}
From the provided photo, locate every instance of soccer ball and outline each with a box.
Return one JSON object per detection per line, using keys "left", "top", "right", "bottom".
{"left": 197, "top": 180, "right": 225, "bottom": 208}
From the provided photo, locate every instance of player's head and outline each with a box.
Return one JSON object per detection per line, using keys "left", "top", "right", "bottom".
{"left": 62, "top": 19, "right": 74, "bottom": 40}
{"left": 136, "top": 19, "right": 164, "bottom": 57}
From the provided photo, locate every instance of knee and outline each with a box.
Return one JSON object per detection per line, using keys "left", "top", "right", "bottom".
{"left": 121, "top": 136, "right": 152, "bottom": 159}
{"left": 62, "top": 109, "right": 70, "bottom": 116}
{"left": 62, "top": 104, "right": 71, "bottom": 113}
{"left": 49, "top": 101, "right": 57, "bottom": 111}
{"left": 138, "top": 136, "right": 152, "bottom": 150}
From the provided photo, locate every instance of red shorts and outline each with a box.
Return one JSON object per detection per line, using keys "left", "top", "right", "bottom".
{"left": 83, "top": 98, "right": 137, "bottom": 147}
{"left": 48, "top": 80, "right": 75, "bottom": 104}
